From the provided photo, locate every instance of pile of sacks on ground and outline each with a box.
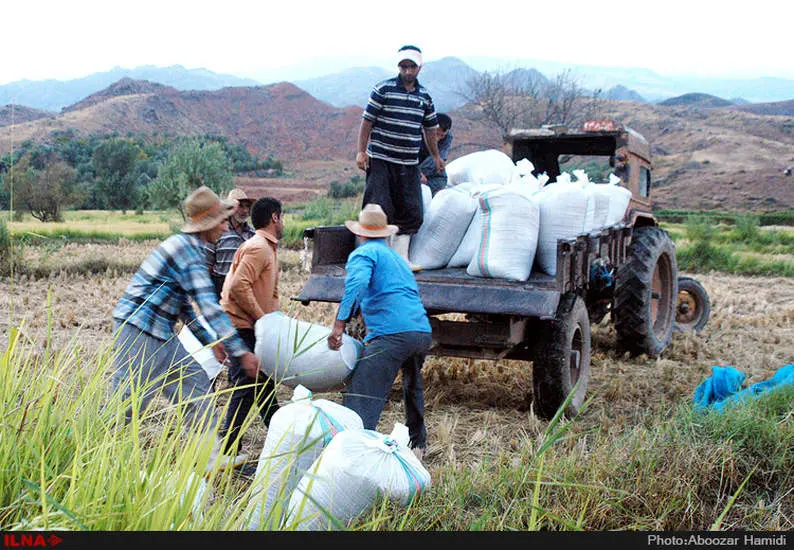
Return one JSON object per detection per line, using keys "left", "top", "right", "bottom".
{"left": 180, "top": 314, "right": 429, "bottom": 531}
{"left": 409, "top": 149, "right": 632, "bottom": 282}
{"left": 241, "top": 385, "right": 431, "bottom": 531}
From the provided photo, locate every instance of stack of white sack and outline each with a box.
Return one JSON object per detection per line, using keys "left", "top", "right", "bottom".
{"left": 534, "top": 171, "right": 632, "bottom": 277}
{"left": 243, "top": 385, "right": 364, "bottom": 530}
{"left": 446, "top": 149, "right": 520, "bottom": 187}
{"left": 177, "top": 315, "right": 224, "bottom": 382}
{"left": 285, "top": 423, "right": 430, "bottom": 531}
{"left": 254, "top": 311, "right": 363, "bottom": 392}
{"left": 447, "top": 161, "right": 548, "bottom": 269}
{"left": 408, "top": 187, "right": 478, "bottom": 270}
{"left": 466, "top": 183, "right": 541, "bottom": 282}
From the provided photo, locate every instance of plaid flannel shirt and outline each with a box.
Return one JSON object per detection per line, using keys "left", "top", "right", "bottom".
{"left": 113, "top": 233, "right": 247, "bottom": 357}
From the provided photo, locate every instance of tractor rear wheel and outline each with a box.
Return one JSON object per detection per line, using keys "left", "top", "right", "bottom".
{"left": 613, "top": 226, "right": 678, "bottom": 357}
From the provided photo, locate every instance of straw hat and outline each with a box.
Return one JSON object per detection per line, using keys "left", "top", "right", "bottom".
{"left": 227, "top": 188, "right": 253, "bottom": 206}
{"left": 344, "top": 204, "right": 399, "bottom": 238}
{"left": 181, "top": 186, "right": 237, "bottom": 233}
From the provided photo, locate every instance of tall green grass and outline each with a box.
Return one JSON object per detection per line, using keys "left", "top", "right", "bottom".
{"left": 3, "top": 322, "right": 791, "bottom": 531}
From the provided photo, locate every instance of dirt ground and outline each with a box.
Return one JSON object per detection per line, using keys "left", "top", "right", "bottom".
{"left": 2, "top": 245, "right": 794, "bottom": 472}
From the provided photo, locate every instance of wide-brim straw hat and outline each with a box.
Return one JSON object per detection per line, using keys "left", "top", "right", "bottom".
{"left": 227, "top": 188, "right": 253, "bottom": 206}
{"left": 344, "top": 204, "right": 399, "bottom": 238}
{"left": 182, "top": 186, "right": 238, "bottom": 233}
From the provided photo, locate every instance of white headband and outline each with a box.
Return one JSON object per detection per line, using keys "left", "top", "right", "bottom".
{"left": 398, "top": 48, "right": 422, "bottom": 67}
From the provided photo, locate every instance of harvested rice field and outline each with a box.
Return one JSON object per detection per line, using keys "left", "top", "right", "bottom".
{"left": 2, "top": 242, "right": 793, "bottom": 473}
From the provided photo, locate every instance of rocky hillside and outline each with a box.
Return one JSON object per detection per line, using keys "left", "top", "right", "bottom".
{"left": 2, "top": 78, "right": 793, "bottom": 212}
{"left": 598, "top": 100, "right": 794, "bottom": 211}
{"left": 0, "top": 79, "right": 362, "bottom": 162}
{"left": 0, "top": 105, "right": 54, "bottom": 126}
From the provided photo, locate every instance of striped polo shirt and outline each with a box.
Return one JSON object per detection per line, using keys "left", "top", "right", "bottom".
{"left": 363, "top": 75, "right": 439, "bottom": 166}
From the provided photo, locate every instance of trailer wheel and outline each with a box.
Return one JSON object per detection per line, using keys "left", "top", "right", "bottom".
{"left": 532, "top": 294, "right": 591, "bottom": 420}
{"left": 613, "top": 226, "right": 678, "bottom": 357}
{"left": 674, "top": 276, "right": 711, "bottom": 333}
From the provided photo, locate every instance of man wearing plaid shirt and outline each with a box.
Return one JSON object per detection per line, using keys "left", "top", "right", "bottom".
{"left": 111, "top": 186, "right": 260, "bottom": 474}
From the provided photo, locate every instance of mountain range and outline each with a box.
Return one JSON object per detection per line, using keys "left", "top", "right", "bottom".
{"left": 1, "top": 67, "right": 793, "bottom": 213}
{"left": 4, "top": 58, "right": 794, "bottom": 114}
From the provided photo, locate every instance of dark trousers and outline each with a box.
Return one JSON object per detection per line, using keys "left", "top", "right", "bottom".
{"left": 343, "top": 331, "right": 433, "bottom": 449}
{"left": 211, "top": 273, "right": 225, "bottom": 302}
{"left": 425, "top": 174, "right": 448, "bottom": 197}
{"left": 221, "top": 327, "right": 280, "bottom": 453}
{"left": 363, "top": 157, "right": 423, "bottom": 235}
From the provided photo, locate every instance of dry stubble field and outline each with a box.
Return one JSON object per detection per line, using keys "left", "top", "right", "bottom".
{"left": 2, "top": 241, "right": 794, "bottom": 474}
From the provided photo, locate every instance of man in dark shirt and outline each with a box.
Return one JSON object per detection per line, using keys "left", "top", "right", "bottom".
{"left": 205, "top": 188, "right": 255, "bottom": 300}
{"left": 355, "top": 45, "right": 445, "bottom": 271}
{"left": 419, "top": 113, "right": 453, "bottom": 197}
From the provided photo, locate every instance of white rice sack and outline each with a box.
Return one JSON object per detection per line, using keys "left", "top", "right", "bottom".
{"left": 408, "top": 187, "right": 477, "bottom": 270}
{"left": 254, "top": 312, "right": 363, "bottom": 392}
{"left": 590, "top": 178, "right": 632, "bottom": 227}
{"left": 446, "top": 149, "right": 520, "bottom": 187}
{"left": 516, "top": 158, "right": 534, "bottom": 176}
{"left": 244, "top": 385, "right": 364, "bottom": 530}
{"left": 534, "top": 180, "right": 596, "bottom": 276}
{"left": 138, "top": 470, "right": 207, "bottom": 528}
{"left": 466, "top": 184, "right": 540, "bottom": 282}
{"left": 286, "top": 423, "right": 430, "bottom": 531}
{"left": 446, "top": 208, "right": 481, "bottom": 268}
{"left": 178, "top": 316, "right": 224, "bottom": 381}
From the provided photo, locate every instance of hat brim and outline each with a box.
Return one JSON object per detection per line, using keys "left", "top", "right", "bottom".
{"left": 182, "top": 199, "right": 237, "bottom": 233}
{"left": 345, "top": 220, "right": 399, "bottom": 238}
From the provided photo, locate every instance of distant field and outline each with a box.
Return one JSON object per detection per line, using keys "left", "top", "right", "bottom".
{"left": 4, "top": 198, "right": 359, "bottom": 249}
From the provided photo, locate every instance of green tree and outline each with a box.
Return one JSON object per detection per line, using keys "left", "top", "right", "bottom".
{"left": 149, "top": 138, "right": 234, "bottom": 212}
{"left": 92, "top": 139, "right": 142, "bottom": 213}
{"left": 10, "top": 157, "right": 76, "bottom": 222}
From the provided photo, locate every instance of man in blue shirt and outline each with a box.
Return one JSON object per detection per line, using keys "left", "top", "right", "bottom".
{"left": 327, "top": 204, "right": 433, "bottom": 460}
{"left": 112, "top": 186, "right": 261, "bottom": 475}
{"left": 356, "top": 45, "right": 445, "bottom": 271}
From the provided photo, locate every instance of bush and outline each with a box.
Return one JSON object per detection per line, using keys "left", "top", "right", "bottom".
{"left": 328, "top": 175, "right": 364, "bottom": 199}
{"left": 734, "top": 214, "right": 760, "bottom": 242}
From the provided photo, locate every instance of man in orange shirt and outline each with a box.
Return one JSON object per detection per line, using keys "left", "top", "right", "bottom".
{"left": 219, "top": 196, "right": 284, "bottom": 455}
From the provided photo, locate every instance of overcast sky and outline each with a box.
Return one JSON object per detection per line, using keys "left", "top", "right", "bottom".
{"left": 3, "top": 0, "right": 793, "bottom": 85}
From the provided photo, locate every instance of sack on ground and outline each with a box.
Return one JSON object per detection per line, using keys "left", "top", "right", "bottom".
{"left": 285, "top": 423, "right": 430, "bottom": 531}
{"left": 254, "top": 312, "right": 363, "bottom": 392}
{"left": 446, "top": 149, "right": 520, "bottom": 187}
{"left": 243, "top": 385, "right": 363, "bottom": 530}
{"left": 467, "top": 184, "right": 540, "bottom": 282}
{"left": 177, "top": 316, "right": 224, "bottom": 381}
{"left": 409, "top": 187, "right": 477, "bottom": 270}
{"left": 138, "top": 470, "right": 207, "bottom": 528}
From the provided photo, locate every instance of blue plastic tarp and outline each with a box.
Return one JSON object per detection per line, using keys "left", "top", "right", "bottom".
{"left": 693, "top": 364, "right": 794, "bottom": 411}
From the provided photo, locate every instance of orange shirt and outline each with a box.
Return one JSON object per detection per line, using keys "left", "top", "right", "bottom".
{"left": 220, "top": 229, "right": 279, "bottom": 329}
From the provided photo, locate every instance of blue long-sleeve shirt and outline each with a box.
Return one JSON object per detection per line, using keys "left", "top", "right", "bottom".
{"left": 113, "top": 233, "right": 247, "bottom": 357}
{"left": 419, "top": 131, "right": 453, "bottom": 177}
{"left": 336, "top": 239, "right": 431, "bottom": 341}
